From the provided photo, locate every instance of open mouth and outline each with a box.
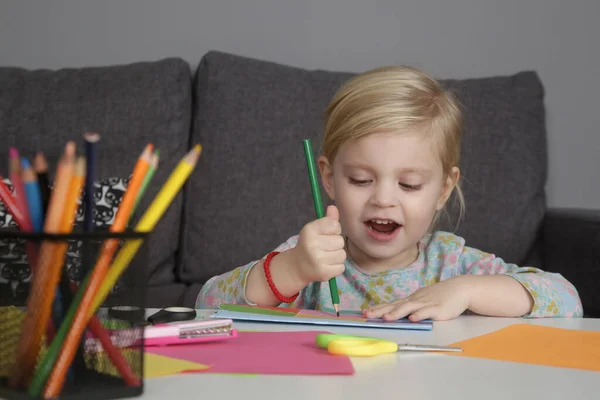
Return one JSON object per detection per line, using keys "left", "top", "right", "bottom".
{"left": 364, "top": 219, "right": 401, "bottom": 236}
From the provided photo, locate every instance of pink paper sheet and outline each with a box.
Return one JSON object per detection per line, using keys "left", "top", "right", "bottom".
{"left": 146, "top": 330, "right": 355, "bottom": 375}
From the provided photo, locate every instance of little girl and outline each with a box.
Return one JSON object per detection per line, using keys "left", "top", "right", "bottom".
{"left": 196, "top": 65, "right": 583, "bottom": 321}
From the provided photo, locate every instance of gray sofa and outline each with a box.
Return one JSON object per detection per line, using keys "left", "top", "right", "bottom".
{"left": 1, "top": 51, "right": 598, "bottom": 317}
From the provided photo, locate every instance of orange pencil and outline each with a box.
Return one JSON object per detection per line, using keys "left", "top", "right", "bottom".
{"left": 46, "top": 156, "right": 86, "bottom": 342}
{"left": 9, "top": 142, "right": 76, "bottom": 389}
{"left": 59, "top": 156, "right": 86, "bottom": 231}
{"left": 43, "top": 144, "right": 153, "bottom": 398}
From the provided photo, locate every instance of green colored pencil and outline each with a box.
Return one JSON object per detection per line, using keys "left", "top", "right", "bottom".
{"left": 302, "top": 139, "right": 341, "bottom": 316}
{"left": 28, "top": 273, "right": 91, "bottom": 396}
{"left": 129, "top": 149, "right": 159, "bottom": 223}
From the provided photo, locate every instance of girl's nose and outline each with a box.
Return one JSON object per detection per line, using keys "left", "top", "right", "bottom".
{"left": 371, "top": 182, "right": 397, "bottom": 208}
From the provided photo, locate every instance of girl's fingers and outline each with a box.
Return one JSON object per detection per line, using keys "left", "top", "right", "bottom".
{"left": 320, "top": 235, "right": 346, "bottom": 251}
{"left": 382, "top": 300, "right": 429, "bottom": 321}
{"left": 322, "top": 249, "right": 347, "bottom": 265}
{"left": 408, "top": 305, "right": 439, "bottom": 322}
{"left": 362, "top": 302, "right": 402, "bottom": 318}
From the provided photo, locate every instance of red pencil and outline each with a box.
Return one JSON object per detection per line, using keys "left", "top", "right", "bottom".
{"left": 0, "top": 177, "right": 27, "bottom": 228}
{"left": 0, "top": 177, "right": 38, "bottom": 271}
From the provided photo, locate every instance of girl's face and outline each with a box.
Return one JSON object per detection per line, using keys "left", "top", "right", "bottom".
{"left": 319, "top": 131, "right": 458, "bottom": 273}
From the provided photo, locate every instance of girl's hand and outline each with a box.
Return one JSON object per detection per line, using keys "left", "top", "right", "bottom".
{"left": 291, "top": 205, "right": 346, "bottom": 285}
{"left": 246, "top": 204, "right": 345, "bottom": 306}
{"left": 362, "top": 276, "right": 475, "bottom": 322}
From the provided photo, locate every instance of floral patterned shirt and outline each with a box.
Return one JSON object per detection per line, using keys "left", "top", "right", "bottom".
{"left": 196, "top": 231, "right": 583, "bottom": 318}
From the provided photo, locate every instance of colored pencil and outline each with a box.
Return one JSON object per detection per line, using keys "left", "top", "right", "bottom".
{"left": 83, "top": 132, "right": 99, "bottom": 233}
{"left": 75, "top": 132, "right": 100, "bottom": 376}
{"left": 42, "top": 144, "right": 200, "bottom": 398}
{"left": 20, "top": 157, "right": 43, "bottom": 234}
{"left": 8, "top": 142, "right": 76, "bottom": 389}
{"left": 20, "top": 157, "right": 56, "bottom": 341}
{"left": 23, "top": 155, "right": 73, "bottom": 375}
{"left": 33, "top": 152, "right": 51, "bottom": 217}
{"left": 130, "top": 149, "right": 159, "bottom": 222}
{"left": 28, "top": 274, "right": 141, "bottom": 397}
{"left": 9, "top": 148, "right": 32, "bottom": 229}
{"left": 0, "top": 175, "right": 39, "bottom": 271}
{"left": 59, "top": 156, "right": 86, "bottom": 231}
{"left": 39, "top": 144, "right": 153, "bottom": 398}
{"left": 91, "top": 145, "right": 201, "bottom": 314}
{"left": 84, "top": 306, "right": 141, "bottom": 385}
{"left": 8, "top": 148, "right": 39, "bottom": 275}
{"left": 0, "top": 177, "right": 28, "bottom": 231}
{"left": 57, "top": 156, "right": 86, "bottom": 382}
{"left": 51, "top": 156, "right": 86, "bottom": 329}
{"left": 30, "top": 152, "right": 56, "bottom": 342}
{"left": 302, "top": 139, "right": 340, "bottom": 316}
{"left": 71, "top": 132, "right": 96, "bottom": 381}
{"left": 4, "top": 154, "right": 39, "bottom": 300}
{"left": 25, "top": 155, "right": 85, "bottom": 395}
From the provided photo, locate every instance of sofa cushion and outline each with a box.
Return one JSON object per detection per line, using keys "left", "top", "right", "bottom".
{"left": 0, "top": 58, "right": 192, "bottom": 287}
{"left": 181, "top": 50, "right": 546, "bottom": 284}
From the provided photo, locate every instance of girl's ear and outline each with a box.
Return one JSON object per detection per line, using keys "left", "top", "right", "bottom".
{"left": 318, "top": 156, "right": 335, "bottom": 201}
{"left": 437, "top": 166, "right": 460, "bottom": 210}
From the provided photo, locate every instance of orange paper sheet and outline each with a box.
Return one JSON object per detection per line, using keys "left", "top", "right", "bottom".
{"left": 447, "top": 324, "right": 600, "bottom": 372}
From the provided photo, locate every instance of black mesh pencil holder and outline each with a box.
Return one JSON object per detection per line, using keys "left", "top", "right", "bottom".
{"left": 0, "top": 228, "right": 149, "bottom": 400}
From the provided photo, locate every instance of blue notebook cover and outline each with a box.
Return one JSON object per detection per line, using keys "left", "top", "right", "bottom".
{"left": 210, "top": 304, "right": 433, "bottom": 331}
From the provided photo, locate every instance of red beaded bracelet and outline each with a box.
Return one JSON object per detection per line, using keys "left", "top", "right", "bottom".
{"left": 263, "top": 251, "right": 299, "bottom": 303}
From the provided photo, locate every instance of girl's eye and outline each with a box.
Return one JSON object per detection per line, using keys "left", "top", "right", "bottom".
{"left": 400, "top": 183, "right": 423, "bottom": 191}
{"left": 348, "top": 177, "right": 371, "bottom": 186}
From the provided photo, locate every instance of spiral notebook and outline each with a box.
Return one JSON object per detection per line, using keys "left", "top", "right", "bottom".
{"left": 211, "top": 304, "right": 433, "bottom": 330}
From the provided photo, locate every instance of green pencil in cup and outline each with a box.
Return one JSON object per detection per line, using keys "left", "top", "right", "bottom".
{"left": 129, "top": 149, "right": 159, "bottom": 224}
{"left": 302, "top": 139, "right": 341, "bottom": 316}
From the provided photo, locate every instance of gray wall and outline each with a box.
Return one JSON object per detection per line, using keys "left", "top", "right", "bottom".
{"left": 1, "top": 0, "right": 599, "bottom": 209}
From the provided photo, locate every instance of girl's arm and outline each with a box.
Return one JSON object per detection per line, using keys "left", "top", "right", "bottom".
{"left": 195, "top": 236, "right": 309, "bottom": 308}
{"left": 453, "top": 274, "right": 534, "bottom": 317}
{"left": 459, "top": 246, "right": 584, "bottom": 318}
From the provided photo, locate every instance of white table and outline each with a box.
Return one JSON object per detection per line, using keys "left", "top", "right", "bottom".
{"left": 141, "top": 310, "right": 600, "bottom": 400}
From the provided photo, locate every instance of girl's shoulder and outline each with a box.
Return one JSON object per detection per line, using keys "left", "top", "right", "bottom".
{"left": 420, "top": 231, "right": 467, "bottom": 254}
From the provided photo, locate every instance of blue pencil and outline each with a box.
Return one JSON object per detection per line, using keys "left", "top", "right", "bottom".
{"left": 83, "top": 132, "right": 99, "bottom": 234}
{"left": 68, "top": 132, "right": 99, "bottom": 380}
{"left": 20, "top": 157, "right": 43, "bottom": 233}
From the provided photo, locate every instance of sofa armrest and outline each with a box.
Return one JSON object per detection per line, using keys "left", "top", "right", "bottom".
{"left": 543, "top": 208, "right": 600, "bottom": 317}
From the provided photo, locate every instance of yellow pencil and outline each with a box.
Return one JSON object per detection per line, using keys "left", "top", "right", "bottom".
{"left": 90, "top": 144, "right": 202, "bottom": 314}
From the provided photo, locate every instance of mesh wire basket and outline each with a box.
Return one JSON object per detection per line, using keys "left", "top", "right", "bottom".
{"left": 0, "top": 229, "right": 148, "bottom": 400}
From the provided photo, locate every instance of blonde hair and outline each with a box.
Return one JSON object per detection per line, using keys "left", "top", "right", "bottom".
{"left": 322, "top": 66, "right": 466, "bottom": 229}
